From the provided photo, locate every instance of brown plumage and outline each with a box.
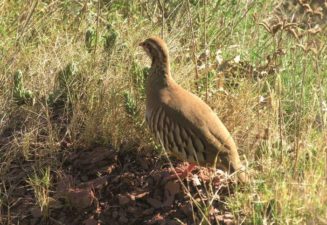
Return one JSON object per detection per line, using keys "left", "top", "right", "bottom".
{"left": 139, "top": 36, "right": 247, "bottom": 183}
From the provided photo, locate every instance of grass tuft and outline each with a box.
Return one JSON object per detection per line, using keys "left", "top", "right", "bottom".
{"left": 0, "top": 0, "right": 326, "bottom": 224}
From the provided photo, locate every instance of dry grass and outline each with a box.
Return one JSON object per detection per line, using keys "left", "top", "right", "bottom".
{"left": 0, "top": 0, "right": 326, "bottom": 224}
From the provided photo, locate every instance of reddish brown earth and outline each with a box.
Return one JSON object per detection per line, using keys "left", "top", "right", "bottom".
{"left": 3, "top": 143, "right": 242, "bottom": 225}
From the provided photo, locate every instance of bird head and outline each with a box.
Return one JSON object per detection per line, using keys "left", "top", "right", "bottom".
{"left": 139, "top": 36, "right": 169, "bottom": 65}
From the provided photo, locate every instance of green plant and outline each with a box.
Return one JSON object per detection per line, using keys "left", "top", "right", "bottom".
{"left": 13, "top": 70, "right": 34, "bottom": 105}
{"left": 0, "top": 0, "right": 326, "bottom": 224}
{"left": 85, "top": 27, "right": 96, "bottom": 53}
{"left": 131, "top": 62, "right": 149, "bottom": 99}
{"left": 47, "top": 62, "right": 78, "bottom": 109}
{"left": 123, "top": 91, "right": 138, "bottom": 117}
{"left": 103, "top": 24, "right": 117, "bottom": 54}
{"left": 27, "top": 167, "right": 51, "bottom": 217}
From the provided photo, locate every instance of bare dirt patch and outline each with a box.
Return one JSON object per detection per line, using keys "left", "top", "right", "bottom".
{"left": 3, "top": 143, "right": 241, "bottom": 225}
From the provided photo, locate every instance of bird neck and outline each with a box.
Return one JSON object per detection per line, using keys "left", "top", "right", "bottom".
{"left": 147, "top": 60, "right": 171, "bottom": 89}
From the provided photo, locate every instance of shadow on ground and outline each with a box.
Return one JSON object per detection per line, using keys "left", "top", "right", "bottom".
{"left": 3, "top": 142, "right": 241, "bottom": 225}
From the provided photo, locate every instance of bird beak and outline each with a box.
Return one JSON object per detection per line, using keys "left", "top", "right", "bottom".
{"left": 139, "top": 42, "right": 145, "bottom": 47}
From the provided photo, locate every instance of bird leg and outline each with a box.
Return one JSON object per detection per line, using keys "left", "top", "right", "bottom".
{"left": 167, "top": 163, "right": 197, "bottom": 181}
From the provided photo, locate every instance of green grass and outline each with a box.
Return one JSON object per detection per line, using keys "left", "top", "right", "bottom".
{"left": 0, "top": 0, "right": 326, "bottom": 224}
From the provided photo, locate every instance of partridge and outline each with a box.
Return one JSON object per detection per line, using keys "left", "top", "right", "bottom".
{"left": 139, "top": 36, "right": 248, "bottom": 183}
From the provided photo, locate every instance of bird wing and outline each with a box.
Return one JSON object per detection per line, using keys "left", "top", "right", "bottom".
{"left": 158, "top": 84, "right": 238, "bottom": 169}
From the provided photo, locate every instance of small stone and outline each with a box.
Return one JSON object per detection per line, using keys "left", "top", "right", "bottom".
{"left": 118, "top": 194, "right": 130, "bottom": 205}
{"left": 119, "top": 215, "right": 129, "bottom": 224}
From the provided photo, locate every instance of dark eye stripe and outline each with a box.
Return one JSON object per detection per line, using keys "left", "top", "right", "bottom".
{"left": 145, "top": 40, "right": 166, "bottom": 62}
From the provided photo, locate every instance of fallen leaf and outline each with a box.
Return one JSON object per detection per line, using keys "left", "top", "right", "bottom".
{"left": 118, "top": 215, "right": 129, "bottom": 224}
{"left": 56, "top": 173, "right": 74, "bottom": 194}
{"left": 80, "top": 176, "right": 108, "bottom": 189}
{"left": 75, "top": 147, "right": 115, "bottom": 168}
{"left": 142, "top": 207, "right": 155, "bottom": 216}
{"left": 131, "top": 191, "right": 149, "bottom": 200}
{"left": 191, "top": 174, "right": 201, "bottom": 186}
{"left": 30, "top": 207, "right": 42, "bottom": 218}
{"left": 106, "top": 164, "right": 116, "bottom": 174}
{"left": 180, "top": 203, "right": 193, "bottom": 217}
{"left": 48, "top": 197, "right": 63, "bottom": 209}
{"left": 146, "top": 197, "right": 162, "bottom": 209}
{"left": 118, "top": 194, "right": 130, "bottom": 206}
{"left": 147, "top": 213, "right": 164, "bottom": 225}
{"left": 163, "top": 180, "right": 180, "bottom": 207}
{"left": 127, "top": 206, "right": 141, "bottom": 214}
{"left": 83, "top": 217, "right": 98, "bottom": 225}
{"left": 66, "top": 187, "right": 94, "bottom": 210}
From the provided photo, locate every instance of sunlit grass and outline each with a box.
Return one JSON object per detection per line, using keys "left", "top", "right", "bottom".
{"left": 0, "top": 0, "right": 326, "bottom": 224}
